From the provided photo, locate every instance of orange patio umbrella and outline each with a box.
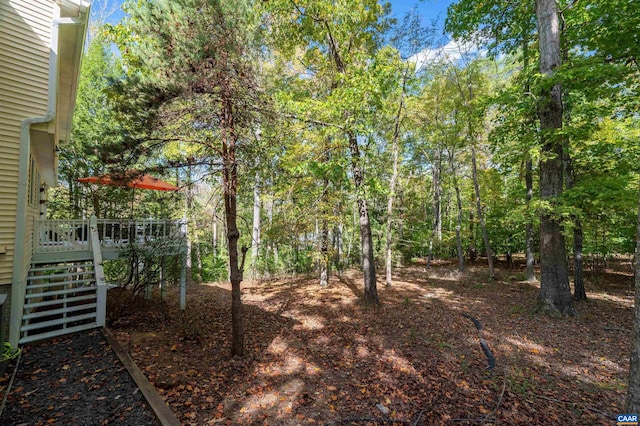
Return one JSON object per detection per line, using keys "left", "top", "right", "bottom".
{"left": 77, "top": 171, "right": 179, "bottom": 191}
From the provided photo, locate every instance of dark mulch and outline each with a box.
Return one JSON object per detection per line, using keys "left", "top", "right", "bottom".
{"left": 0, "top": 329, "right": 159, "bottom": 426}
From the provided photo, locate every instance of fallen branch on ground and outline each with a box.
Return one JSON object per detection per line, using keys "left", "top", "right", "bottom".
{"left": 461, "top": 313, "right": 496, "bottom": 373}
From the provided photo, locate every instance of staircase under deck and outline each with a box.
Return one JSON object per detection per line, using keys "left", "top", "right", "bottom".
{"left": 20, "top": 258, "right": 104, "bottom": 344}
{"left": 21, "top": 217, "right": 183, "bottom": 344}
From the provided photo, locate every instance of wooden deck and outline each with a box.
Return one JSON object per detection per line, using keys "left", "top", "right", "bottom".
{"left": 20, "top": 216, "right": 186, "bottom": 344}
{"left": 34, "top": 218, "right": 184, "bottom": 261}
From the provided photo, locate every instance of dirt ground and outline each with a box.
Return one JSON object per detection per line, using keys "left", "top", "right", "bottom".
{"left": 109, "top": 260, "right": 634, "bottom": 425}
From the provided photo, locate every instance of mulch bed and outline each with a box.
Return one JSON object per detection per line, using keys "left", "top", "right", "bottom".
{"left": 0, "top": 329, "right": 159, "bottom": 426}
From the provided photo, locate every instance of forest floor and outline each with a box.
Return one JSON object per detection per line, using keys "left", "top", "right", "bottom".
{"left": 109, "top": 259, "right": 634, "bottom": 425}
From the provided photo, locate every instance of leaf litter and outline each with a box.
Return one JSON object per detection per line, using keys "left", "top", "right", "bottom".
{"left": 3, "top": 260, "right": 631, "bottom": 425}
{"left": 110, "top": 260, "right": 632, "bottom": 425}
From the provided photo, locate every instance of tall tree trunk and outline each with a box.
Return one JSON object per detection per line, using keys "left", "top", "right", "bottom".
{"left": 448, "top": 149, "right": 464, "bottom": 273}
{"left": 573, "top": 220, "right": 586, "bottom": 299}
{"left": 522, "top": 33, "right": 537, "bottom": 282}
{"left": 471, "top": 144, "right": 494, "bottom": 278}
{"left": 566, "top": 155, "right": 586, "bottom": 300}
{"left": 319, "top": 176, "right": 329, "bottom": 286}
{"left": 525, "top": 158, "right": 537, "bottom": 281}
{"left": 385, "top": 74, "right": 405, "bottom": 287}
{"left": 92, "top": 191, "right": 101, "bottom": 218}
{"left": 251, "top": 172, "right": 261, "bottom": 279}
{"left": 69, "top": 177, "right": 80, "bottom": 218}
{"left": 435, "top": 149, "right": 443, "bottom": 243}
{"left": 194, "top": 237, "right": 202, "bottom": 283}
{"left": 428, "top": 149, "right": 443, "bottom": 269}
{"left": 332, "top": 199, "right": 343, "bottom": 275}
{"left": 185, "top": 159, "right": 194, "bottom": 287}
{"left": 221, "top": 98, "right": 244, "bottom": 357}
{"left": 266, "top": 195, "right": 276, "bottom": 270}
{"left": 348, "top": 132, "right": 378, "bottom": 304}
{"left": 212, "top": 205, "right": 218, "bottom": 259}
{"left": 326, "top": 29, "right": 377, "bottom": 302}
{"left": 535, "top": 0, "right": 575, "bottom": 316}
{"left": 626, "top": 186, "right": 640, "bottom": 412}
{"left": 468, "top": 192, "right": 476, "bottom": 261}
{"left": 559, "top": 29, "right": 586, "bottom": 301}
{"left": 320, "top": 219, "right": 329, "bottom": 286}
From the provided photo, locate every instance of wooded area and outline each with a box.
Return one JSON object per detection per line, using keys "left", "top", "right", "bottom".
{"left": 53, "top": 0, "right": 639, "bottom": 420}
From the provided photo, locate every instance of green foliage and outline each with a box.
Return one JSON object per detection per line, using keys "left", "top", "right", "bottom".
{"left": 64, "top": 0, "right": 639, "bottom": 288}
{"left": 201, "top": 255, "right": 228, "bottom": 283}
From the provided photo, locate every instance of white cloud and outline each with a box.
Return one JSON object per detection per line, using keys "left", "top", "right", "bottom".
{"left": 408, "top": 39, "right": 485, "bottom": 71}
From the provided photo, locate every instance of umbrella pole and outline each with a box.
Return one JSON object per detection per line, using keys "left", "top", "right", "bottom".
{"left": 130, "top": 188, "right": 135, "bottom": 218}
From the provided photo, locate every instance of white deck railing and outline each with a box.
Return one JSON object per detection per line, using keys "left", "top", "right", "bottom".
{"left": 34, "top": 216, "right": 183, "bottom": 254}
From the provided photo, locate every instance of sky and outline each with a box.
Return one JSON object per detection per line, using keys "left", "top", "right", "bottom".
{"left": 98, "top": 0, "right": 456, "bottom": 32}
{"left": 389, "top": 0, "right": 454, "bottom": 30}
{"left": 97, "top": 0, "right": 459, "bottom": 71}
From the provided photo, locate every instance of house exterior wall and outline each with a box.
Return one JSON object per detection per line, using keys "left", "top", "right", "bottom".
{"left": 0, "top": 0, "right": 54, "bottom": 338}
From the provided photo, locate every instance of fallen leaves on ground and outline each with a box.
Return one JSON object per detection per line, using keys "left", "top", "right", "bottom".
{"left": 110, "top": 260, "right": 632, "bottom": 425}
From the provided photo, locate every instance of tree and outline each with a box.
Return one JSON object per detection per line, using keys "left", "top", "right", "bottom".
{"left": 534, "top": 0, "right": 574, "bottom": 315}
{"left": 628, "top": 189, "right": 640, "bottom": 412}
{"left": 448, "top": 1, "right": 539, "bottom": 282}
{"left": 58, "top": 33, "right": 126, "bottom": 219}
{"left": 383, "top": 11, "right": 434, "bottom": 286}
{"left": 443, "top": 54, "right": 495, "bottom": 278}
{"left": 623, "top": 121, "right": 640, "bottom": 411}
{"left": 112, "top": 0, "right": 262, "bottom": 356}
{"left": 264, "top": 0, "right": 395, "bottom": 304}
{"left": 446, "top": 0, "right": 577, "bottom": 312}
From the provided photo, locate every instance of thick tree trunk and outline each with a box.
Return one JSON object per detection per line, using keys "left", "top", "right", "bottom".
{"left": 535, "top": 0, "right": 574, "bottom": 316}
{"left": 471, "top": 144, "right": 494, "bottom": 278}
{"left": 348, "top": 132, "right": 378, "bottom": 304}
{"left": 626, "top": 188, "right": 640, "bottom": 412}
{"left": 448, "top": 150, "right": 464, "bottom": 273}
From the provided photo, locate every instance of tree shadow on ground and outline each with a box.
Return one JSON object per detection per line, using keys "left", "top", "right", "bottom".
{"left": 109, "top": 284, "right": 298, "bottom": 424}
{"left": 109, "top": 264, "right": 631, "bottom": 425}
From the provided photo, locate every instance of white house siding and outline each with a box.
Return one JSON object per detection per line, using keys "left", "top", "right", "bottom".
{"left": 0, "top": 0, "right": 54, "bottom": 330}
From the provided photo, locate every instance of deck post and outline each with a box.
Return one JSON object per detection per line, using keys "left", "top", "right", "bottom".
{"left": 180, "top": 219, "right": 187, "bottom": 311}
{"left": 90, "top": 214, "right": 107, "bottom": 326}
{"left": 159, "top": 256, "right": 166, "bottom": 302}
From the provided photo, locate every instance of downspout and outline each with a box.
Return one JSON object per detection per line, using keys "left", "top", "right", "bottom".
{"left": 9, "top": 11, "right": 88, "bottom": 346}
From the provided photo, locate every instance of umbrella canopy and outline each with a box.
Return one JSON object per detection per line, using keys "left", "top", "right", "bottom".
{"left": 77, "top": 171, "right": 179, "bottom": 191}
